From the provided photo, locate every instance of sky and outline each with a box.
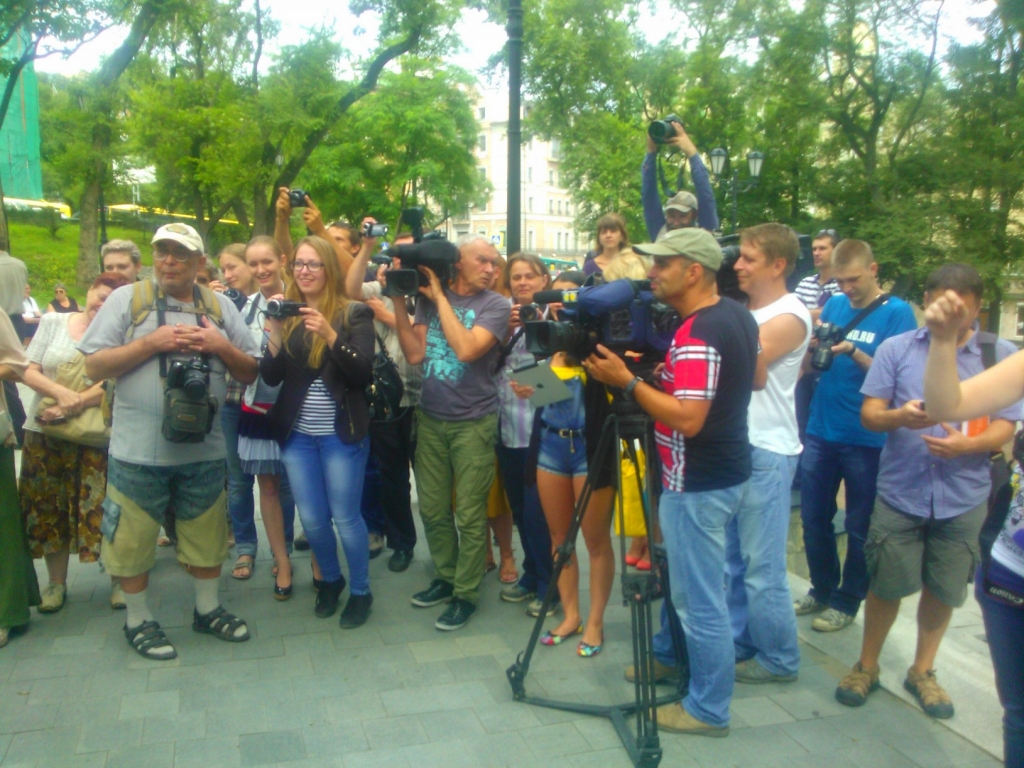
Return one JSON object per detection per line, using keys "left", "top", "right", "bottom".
{"left": 34, "top": 0, "right": 997, "bottom": 80}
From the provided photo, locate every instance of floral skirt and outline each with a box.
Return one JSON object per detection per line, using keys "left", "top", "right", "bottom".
{"left": 18, "top": 431, "right": 107, "bottom": 562}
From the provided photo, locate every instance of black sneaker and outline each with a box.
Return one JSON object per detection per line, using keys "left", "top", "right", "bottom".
{"left": 338, "top": 593, "right": 373, "bottom": 629}
{"left": 315, "top": 578, "right": 345, "bottom": 618}
{"left": 411, "top": 579, "right": 454, "bottom": 608}
{"left": 388, "top": 549, "right": 414, "bottom": 573}
{"left": 435, "top": 598, "right": 475, "bottom": 631}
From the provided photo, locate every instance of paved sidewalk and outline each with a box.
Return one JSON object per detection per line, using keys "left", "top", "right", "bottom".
{"left": 0, "top": 446, "right": 1005, "bottom": 766}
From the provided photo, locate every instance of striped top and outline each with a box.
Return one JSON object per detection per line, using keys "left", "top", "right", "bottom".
{"left": 794, "top": 274, "right": 839, "bottom": 310}
{"left": 293, "top": 378, "right": 336, "bottom": 435}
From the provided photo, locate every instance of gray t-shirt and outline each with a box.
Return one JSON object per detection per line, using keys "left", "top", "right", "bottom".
{"left": 77, "top": 281, "right": 259, "bottom": 466}
{"left": 413, "top": 288, "right": 510, "bottom": 421}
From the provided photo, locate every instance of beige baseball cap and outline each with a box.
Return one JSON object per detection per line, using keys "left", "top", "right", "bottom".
{"left": 151, "top": 223, "right": 204, "bottom": 254}
{"left": 632, "top": 227, "right": 723, "bottom": 272}
{"left": 664, "top": 190, "right": 698, "bottom": 214}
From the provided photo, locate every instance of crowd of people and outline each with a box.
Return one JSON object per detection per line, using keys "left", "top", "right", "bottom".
{"left": 0, "top": 120, "right": 1021, "bottom": 765}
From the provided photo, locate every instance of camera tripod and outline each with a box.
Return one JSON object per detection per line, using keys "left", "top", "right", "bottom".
{"left": 506, "top": 400, "right": 689, "bottom": 768}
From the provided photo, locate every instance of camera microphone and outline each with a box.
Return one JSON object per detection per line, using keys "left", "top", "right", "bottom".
{"left": 532, "top": 289, "right": 569, "bottom": 305}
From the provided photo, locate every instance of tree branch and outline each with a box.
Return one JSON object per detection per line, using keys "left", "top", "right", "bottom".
{"left": 0, "top": 41, "right": 37, "bottom": 132}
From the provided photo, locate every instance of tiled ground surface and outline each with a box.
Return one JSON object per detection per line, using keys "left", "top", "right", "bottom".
{"left": 1, "top": 436, "right": 1005, "bottom": 767}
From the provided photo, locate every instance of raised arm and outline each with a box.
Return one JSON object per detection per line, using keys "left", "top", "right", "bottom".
{"left": 641, "top": 136, "right": 665, "bottom": 241}
{"left": 274, "top": 187, "right": 294, "bottom": 260}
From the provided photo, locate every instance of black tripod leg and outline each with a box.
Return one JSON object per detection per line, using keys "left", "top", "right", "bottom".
{"left": 507, "top": 414, "right": 620, "bottom": 699}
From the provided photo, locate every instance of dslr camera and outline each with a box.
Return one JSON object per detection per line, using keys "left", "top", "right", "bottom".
{"left": 167, "top": 357, "right": 211, "bottom": 401}
{"left": 266, "top": 299, "right": 306, "bottom": 319}
{"left": 525, "top": 279, "right": 678, "bottom": 361}
{"left": 362, "top": 221, "right": 389, "bottom": 238}
{"left": 377, "top": 207, "right": 459, "bottom": 298}
{"left": 810, "top": 322, "right": 846, "bottom": 371}
{"left": 648, "top": 114, "right": 682, "bottom": 145}
{"left": 288, "top": 189, "right": 308, "bottom": 208}
{"left": 163, "top": 356, "right": 217, "bottom": 443}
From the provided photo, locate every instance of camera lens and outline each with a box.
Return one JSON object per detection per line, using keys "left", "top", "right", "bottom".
{"left": 810, "top": 346, "right": 834, "bottom": 371}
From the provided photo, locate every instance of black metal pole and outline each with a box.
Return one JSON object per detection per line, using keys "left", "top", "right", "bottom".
{"left": 506, "top": 0, "right": 523, "bottom": 256}
{"left": 730, "top": 169, "right": 739, "bottom": 234}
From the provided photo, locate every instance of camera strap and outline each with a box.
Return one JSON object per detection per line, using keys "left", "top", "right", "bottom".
{"left": 839, "top": 292, "right": 890, "bottom": 339}
{"left": 656, "top": 151, "right": 686, "bottom": 199}
{"left": 156, "top": 285, "right": 213, "bottom": 380}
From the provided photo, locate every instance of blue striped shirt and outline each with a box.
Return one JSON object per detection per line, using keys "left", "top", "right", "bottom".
{"left": 861, "top": 327, "right": 1020, "bottom": 519}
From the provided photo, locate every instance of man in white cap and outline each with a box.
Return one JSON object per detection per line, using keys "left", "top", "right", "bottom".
{"left": 79, "top": 223, "right": 260, "bottom": 661}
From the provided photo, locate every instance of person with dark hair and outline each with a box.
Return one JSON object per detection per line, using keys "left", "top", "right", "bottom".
{"left": 641, "top": 120, "right": 719, "bottom": 240}
{"left": 795, "top": 229, "right": 841, "bottom": 322}
{"left": 19, "top": 272, "right": 132, "bottom": 612}
{"left": 583, "top": 213, "right": 630, "bottom": 278}
{"left": 834, "top": 263, "right": 1019, "bottom": 720}
{"left": 794, "top": 240, "right": 918, "bottom": 633}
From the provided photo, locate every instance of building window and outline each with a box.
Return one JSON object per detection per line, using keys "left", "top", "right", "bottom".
{"left": 478, "top": 107, "right": 486, "bottom": 119}
{"left": 548, "top": 169, "right": 554, "bottom": 185}
{"left": 549, "top": 199, "right": 554, "bottom": 214}
{"left": 528, "top": 230, "right": 535, "bottom": 249}
{"left": 478, "top": 167, "right": 487, "bottom": 180}
{"left": 557, "top": 200, "right": 562, "bottom": 215}
{"left": 551, "top": 138, "right": 562, "bottom": 158}
{"left": 527, "top": 167, "right": 533, "bottom": 183}
{"left": 557, "top": 232, "right": 563, "bottom": 250}
{"left": 480, "top": 201, "right": 486, "bottom": 212}
{"left": 528, "top": 197, "right": 533, "bottom": 212}
{"left": 477, "top": 134, "right": 486, "bottom": 152}
{"left": 478, "top": 227, "right": 487, "bottom": 236}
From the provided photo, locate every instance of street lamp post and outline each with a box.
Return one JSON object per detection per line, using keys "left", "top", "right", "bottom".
{"left": 709, "top": 148, "right": 763, "bottom": 234}
{"left": 506, "top": 0, "right": 523, "bottom": 256}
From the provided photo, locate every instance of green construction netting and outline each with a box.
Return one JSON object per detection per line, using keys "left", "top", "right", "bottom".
{"left": 0, "top": 36, "right": 43, "bottom": 201}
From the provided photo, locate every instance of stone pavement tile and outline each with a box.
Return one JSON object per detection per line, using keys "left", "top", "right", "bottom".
{"left": 300, "top": 722, "right": 368, "bottom": 758}
{"left": 834, "top": 741, "right": 920, "bottom": 767}
{"left": 48, "top": 634, "right": 106, "bottom": 656}
{"left": 56, "top": 697, "right": 120, "bottom": 727}
{"left": 3, "top": 725, "right": 81, "bottom": 764}
{"left": 106, "top": 741, "right": 175, "bottom": 768}
{"left": 141, "top": 711, "right": 208, "bottom": 745}
{"left": 238, "top": 729, "right": 306, "bottom": 765}
{"left": 401, "top": 739, "right": 480, "bottom": 768}
{"left": 231, "top": 635, "right": 285, "bottom": 661}
{"left": 119, "top": 689, "right": 181, "bottom": 720}
{"left": 460, "top": 730, "right": 535, "bottom": 768}
{"left": 727, "top": 723, "right": 811, "bottom": 762}
{"left": 416, "top": 708, "right": 487, "bottom": 742}
{"left": 89, "top": 669, "right": 149, "bottom": 699}
{"left": 454, "top": 634, "right": 512, "bottom": 658}
{"left": 10, "top": 656, "right": 74, "bottom": 681}
{"left": 284, "top": 673, "right": 358, "bottom": 701}
{"left": 770, "top": 687, "right": 851, "bottom": 720}
{"left": 329, "top": 627, "right": 386, "bottom": 652}
{"left": 322, "top": 691, "right": 388, "bottom": 724}
{"left": 280, "top": 633, "right": 334, "bottom": 658}
{"left": 473, "top": 702, "right": 543, "bottom": 734}
{"left": 673, "top": 728, "right": 759, "bottom": 768}
{"left": 571, "top": 716, "right": 622, "bottom": 751}
{"left": 25, "top": 675, "right": 91, "bottom": 705}
{"left": 76, "top": 718, "right": 143, "bottom": 753}
{"left": 379, "top": 681, "right": 494, "bottom": 717}
{"left": 394, "top": 660, "right": 456, "bottom": 690}
{"left": 0, "top": 733, "right": 11, "bottom": 760}
{"left": 730, "top": 694, "right": 798, "bottom": 726}
{"left": 0, "top": 701, "right": 60, "bottom": 735}
{"left": 781, "top": 716, "right": 863, "bottom": 754}
{"left": 205, "top": 703, "right": 270, "bottom": 738}
{"left": 178, "top": 684, "right": 237, "bottom": 713}
{"left": 172, "top": 735, "right": 241, "bottom": 768}
{"left": 342, "top": 746, "right": 411, "bottom": 768}
{"left": 890, "top": 725, "right": 998, "bottom": 768}
{"left": 568, "top": 748, "right": 634, "bottom": 768}
{"left": 259, "top": 696, "right": 327, "bottom": 730}
{"left": 68, "top": 751, "right": 108, "bottom": 767}
{"left": 446, "top": 654, "right": 507, "bottom": 683}
{"left": 517, "top": 722, "right": 593, "bottom": 758}
{"left": 258, "top": 652, "right": 312, "bottom": 680}
{"left": 362, "top": 714, "right": 430, "bottom": 750}
{"left": 408, "top": 639, "right": 464, "bottom": 664}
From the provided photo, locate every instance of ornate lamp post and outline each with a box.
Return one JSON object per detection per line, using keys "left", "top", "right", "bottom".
{"left": 709, "top": 147, "right": 764, "bottom": 234}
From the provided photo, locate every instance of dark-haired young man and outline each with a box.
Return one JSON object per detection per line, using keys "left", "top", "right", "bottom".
{"left": 835, "top": 264, "right": 1019, "bottom": 719}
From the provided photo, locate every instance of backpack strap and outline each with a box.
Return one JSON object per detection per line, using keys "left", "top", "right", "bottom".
{"left": 126, "top": 280, "right": 156, "bottom": 340}
{"left": 977, "top": 330, "right": 998, "bottom": 370}
{"left": 126, "top": 280, "right": 225, "bottom": 340}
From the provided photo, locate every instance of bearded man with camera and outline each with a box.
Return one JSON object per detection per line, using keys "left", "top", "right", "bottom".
{"left": 394, "top": 235, "right": 510, "bottom": 631}
{"left": 641, "top": 117, "right": 719, "bottom": 239}
{"left": 79, "top": 223, "right": 260, "bottom": 661}
{"left": 794, "top": 239, "right": 916, "bottom": 633}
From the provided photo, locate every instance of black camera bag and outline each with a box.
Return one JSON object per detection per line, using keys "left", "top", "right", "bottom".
{"left": 365, "top": 331, "right": 404, "bottom": 422}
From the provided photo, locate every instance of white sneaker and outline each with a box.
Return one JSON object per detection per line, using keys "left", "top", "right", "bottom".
{"left": 111, "top": 580, "right": 126, "bottom": 610}
{"left": 0, "top": 627, "right": 9, "bottom": 648}
{"left": 812, "top": 608, "right": 855, "bottom": 632}
{"left": 38, "top": 583, "right": 67, "bottom": 613}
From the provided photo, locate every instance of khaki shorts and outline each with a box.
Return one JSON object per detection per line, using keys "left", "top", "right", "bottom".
{"left": 100, "top": 458, "right": 229, "bottom": 577}
{"left": 865, "top": 496, "right": 985, "bottom": 607}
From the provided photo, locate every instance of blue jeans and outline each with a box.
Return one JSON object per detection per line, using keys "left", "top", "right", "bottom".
{"left": 726, "top": 447, "right": 800, "bottom": 676}
{"left": 222, "top": 403, "right": 295, "bottom": 558}
{"left": 800, "top": 434, "right": 881, "bottom": 616}
{"left": 360, "top": 451, "right": 385, "bottom": 537}
{"left": 280, "top": 432, "right": 370, "bottom": 594}
{"left": 496, "top": 442, "right": 553, "bottom": 599}
{"left": 658, "top": 484, "right": 746, "bottom": 727}
{"left": 977, "top": 568, "right": 1024, "bottom": 768}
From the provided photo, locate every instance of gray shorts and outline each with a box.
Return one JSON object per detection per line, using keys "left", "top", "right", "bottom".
{"left": 865, "top": 497, "right": 986, "bottom": 607}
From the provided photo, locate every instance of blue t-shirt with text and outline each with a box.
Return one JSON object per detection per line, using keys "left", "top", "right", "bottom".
{"left": 807, "top": 293, "right": 917, "bottom": 448}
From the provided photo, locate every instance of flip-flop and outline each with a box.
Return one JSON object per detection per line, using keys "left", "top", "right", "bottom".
{"left": 231, "top": 557, "right": 255, "bottom": 580}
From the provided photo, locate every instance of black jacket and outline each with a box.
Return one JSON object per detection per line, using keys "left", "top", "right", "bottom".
{"left": 260, "top": 302, "right": 375, "bottom": 444}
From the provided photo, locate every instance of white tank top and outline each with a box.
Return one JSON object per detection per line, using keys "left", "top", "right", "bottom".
{"left": 749, "top": 292, "right": 812, "bottom": 456}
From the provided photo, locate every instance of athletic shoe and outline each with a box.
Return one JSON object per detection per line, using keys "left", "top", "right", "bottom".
{"left": 500, "top": 584, "right": 535, "bottom": 603}
{"left": 734, "top": 658, "right": 797, "bottom": 684}
{"left": 38, "top": 583, "right": 67, "bottom": 613}
{"left": 812, "top": 608, "right": 856, "bottom": 632}
{"left": 526, "top": 598, "right": 560, "bottom": 617}
{"left": 411, "top": 579, "right": 454, "bottom": 608}
{"left": 435, "top": 598, "right": 475, "bottom": 631}
{"left": 793, "top": 593, "right": 826, "bottom": 615}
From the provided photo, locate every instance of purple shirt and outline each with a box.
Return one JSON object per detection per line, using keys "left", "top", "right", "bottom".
{"left": 861, "top": 327, "right": 1020, "bottom": 519}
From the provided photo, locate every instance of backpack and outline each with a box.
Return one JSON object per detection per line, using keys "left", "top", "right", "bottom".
{"left": 101, "top": 281, "right": 226, "bottom": 426}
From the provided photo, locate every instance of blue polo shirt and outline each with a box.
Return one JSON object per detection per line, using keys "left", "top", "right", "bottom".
{"left": 806, "top": 293, "right": 917, "bottom": 448}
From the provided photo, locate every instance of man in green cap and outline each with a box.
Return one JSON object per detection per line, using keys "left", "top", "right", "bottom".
{"left": 587, "top": 226, "right": 764, "bottom": 737}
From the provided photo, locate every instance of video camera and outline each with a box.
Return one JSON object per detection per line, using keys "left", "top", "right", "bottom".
{"left": 373, "top": 207, "right": 459, "bottom": 297}
{"left": 524, "top": 279, "right": 678, "bottom": 361}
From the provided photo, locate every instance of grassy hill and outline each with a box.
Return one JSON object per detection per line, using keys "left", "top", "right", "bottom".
{"left": 9, "top": 221, "right": 154, "bottom": 303}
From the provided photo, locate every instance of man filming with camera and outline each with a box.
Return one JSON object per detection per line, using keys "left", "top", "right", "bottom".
{"left": 587, "top": 227, "right": 764, "bottom": 737}
{"left": 79, "top": 223, "right": 260, "bottom": 661}
{"left": 795, "top": 240, "right": 916, "bottom": 633}
{"left": 394, "top": 235, "right": 511, "bottom": 630}
{"left": 641, "top": 118, "right": 719, "bottom": 239}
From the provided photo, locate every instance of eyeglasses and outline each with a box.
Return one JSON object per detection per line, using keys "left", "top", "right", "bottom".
{"left": 291, "top": 260, "right": 324, "bottom": 273}
{"left": 153, "top": 244, "right": 196, "bottom": 262}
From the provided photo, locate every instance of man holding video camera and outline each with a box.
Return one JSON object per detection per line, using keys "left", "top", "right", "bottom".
{"left": 394, "top": 235, "right": 511, "bottom": 631}
{"left": 79, "top": 223, "right": 260, "bottom": 661}
{"left": 641, "top": 119, "right": 719, "bottom": 239}
{"left": 587, "top": 227, "right": 764, "bottom": 737}
{"left": 795, "top": 240, "right": 916, "bottom": 633}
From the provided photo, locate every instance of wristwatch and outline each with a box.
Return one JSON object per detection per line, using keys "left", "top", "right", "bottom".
{"left": 623, "top": 376, "right": 642, "bottom": 400}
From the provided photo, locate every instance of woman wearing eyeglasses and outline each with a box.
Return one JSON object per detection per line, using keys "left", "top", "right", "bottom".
{"left": 46, "top": 283, "right": 79, "bottom": 314}
{"left": 260, "top": 236, "right": 376, "bottom": 627}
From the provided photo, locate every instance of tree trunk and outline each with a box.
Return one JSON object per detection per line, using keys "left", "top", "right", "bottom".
{"left": 77, "top": 163, "right": 102, "bottom": 285}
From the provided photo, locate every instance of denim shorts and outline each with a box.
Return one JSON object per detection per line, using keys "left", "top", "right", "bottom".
{"left": 536, "top": 425, "right": 588, "bottom": 479}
